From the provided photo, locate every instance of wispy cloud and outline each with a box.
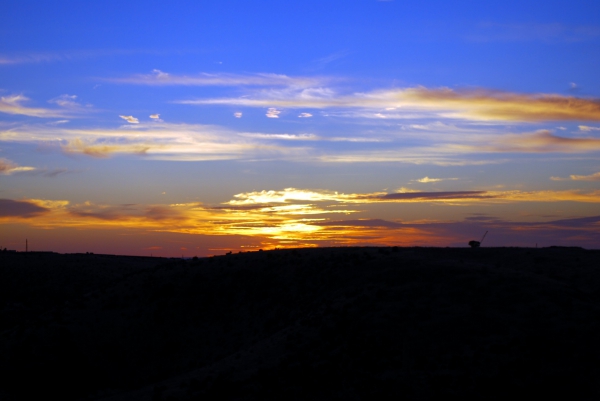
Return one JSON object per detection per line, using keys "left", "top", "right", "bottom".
{"left": 298, "top": 112, "right": 313, "bottom": 118}
{"left": 0, "top": 158, "right": 36, "bottom": 175}
{"left": 0, "top": 122, "right": 307, "bottom": 160}
{"left": 239, "top": 133, "right": 319, "bottom": 141}
{"left": 460, "top": 130, "right": 600, "bottom": 153}
{"left": 107, "top": 70, "right": 328, "bottom": 88}
{"left": 234, "top": 112, "right": 242, "bottom": 118}
{"left": 0, "top": 94, "right": 69, "bottom": 118}
{"left": 0, "top": 49, "right": 173, "bottom": 66}
{"left": 551, "top": 172, "right": 600, "bottom": 182}
{"left": 180, "top": 86, "right": 600, "bottom": 122}
{"left": 309, "top": 51, "right": 351, "bottom": 70}
{"left": 48, "top": 94, "right": 79, "bottom": 108}
{"left": 226, "top": 187, "right": 600, "bottom": 205}
{"left": 412, "top": 176, "right": 458, "bottom": 183}
{"left": 0, "top": 53, "right": 66, "bottom": 65}
{"left": 579, "top": 125, "right": 600, "bottom": 132}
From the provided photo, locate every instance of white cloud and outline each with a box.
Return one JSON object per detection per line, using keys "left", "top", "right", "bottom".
{"left": 234, "top": 112, "right": 242, "bottom": 118}
{"left": 266, "top": 108, "right": 281, "bottom": 118}
{"left": 108, "top": 70, "right": 328, "bottom": 88}
{"left": 150, "top": 114, "right": 160, "bottom": 119}
{"left": 152, "top": 69, "right": 169, "bottom": 79}
{"left": 298, "top": 113, "right": 312, "bottom": 118}
{"left": 48, "top": 94, "right": 80, "bottom": 108}
{"left": 0, "top": 122, "right": 307, "bottom": 161}
{"left": 0, "top": 94, "right": 68, "bottom": 118}
{"left": 240, "top": 133, "right": 318, "bottom": 141}
{"left": 414, "top": 177, "right": 441, "bottom": 183}
{"left": 119, "top": 115, "right": 139, "bottom": 124}
{"left": 412, "top": 176, "right": 459, "bottom": 183}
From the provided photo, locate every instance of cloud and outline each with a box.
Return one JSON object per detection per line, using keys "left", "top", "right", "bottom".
{"left": 234, "top": 112, "right": 242, "bottom": 118}
{"left": 466, "top": 130, "right": 600, "bottom": 153}
{"left": 0, "top": 122, "right": 305, "bottom": 161}
{"left": 2, "top": 189, "right": 600, "bottom": 249}
{"left": 48, "top": 94, "right": 85, "bottom": 109}
{"left": 227, "top": 187, "right": 600, "bottom": 206}
{"left": 226, "top": 188, "right": 488, "bottom": 205}
{"left": 107, "top": 70, "right": 327, "bottom": 88}
{"left": 119, "top": 115, "right": 139, "bottom": 124}
{"left": 552, "top": 172, "right": 600, "bottom": 182}
{"left": 68, "top": 202, "right": 181, "bottom": 221}
{"left": 61, "top": 138, "right": 151, "bottom": 158}
{"left": 41, "top": 168, "right": 71, "bottom": 177}
{"left": 413, "top": 176, "right": 447, "bottom": 183}
{"left": 0, "top": 53, "right": 65, "bottom": 65}
{"left": 0, "top": 50, "right": 184, "bottom": 65}
{"left": 376, "top": 191, "right": 492, "bottom": 201}
{"left": 310, "top": 51, "right": 351, "bottom": 70}
{"left": 150, "top": 114, "right": 160, "bottom": 119}
{"left": 570, "top": 172, "right": 600, "bottom": 181}
{"left": 0, "top": 158, "right": 36, "bottom": 175}
{"left": 315, "top": 219, "right": 404, "bottom": 229}
{"left": 298, "top": 113, "right": 313, "bottom": 118}
{"left": 181, "top": 86, "right": 600, "bottom": 122}
{"left": 579, "top": 125, "right": 600, "bottom": 132}
{"left": 240, "top": 133, "right": 318, "bottom": 141}
{"left": 0, "top": 94, "right": 68, "bottom": 118}
{"left": 266, "top": 108, "right": 281, "bottom": 118}
{"left": 0, "top": 199, "right": 49, "bottom": 217}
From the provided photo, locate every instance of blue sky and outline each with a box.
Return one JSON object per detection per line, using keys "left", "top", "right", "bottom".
{"left": 1, "top": 1, "right": 599, "bottom": 255}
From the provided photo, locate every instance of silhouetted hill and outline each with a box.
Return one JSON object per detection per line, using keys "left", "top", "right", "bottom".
{"left": 1, "top": 247, "right": 600, "bottom": 400}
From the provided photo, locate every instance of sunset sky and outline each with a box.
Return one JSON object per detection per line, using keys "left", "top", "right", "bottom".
{"left": 1, "top": 0, "right": 600, "bottom": 256}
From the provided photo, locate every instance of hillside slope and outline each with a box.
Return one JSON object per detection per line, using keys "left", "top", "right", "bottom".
{"left": 1, "top": 247, "right": 600, "bottom": 400}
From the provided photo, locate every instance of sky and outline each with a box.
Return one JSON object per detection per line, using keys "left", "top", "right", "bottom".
{"left": 1, "top": 0, "right": 600, "bottom": 256}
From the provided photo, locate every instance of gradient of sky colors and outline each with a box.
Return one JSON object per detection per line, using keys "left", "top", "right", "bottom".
{"left": 1, "top": 0, "right": 599, "bottom": 256}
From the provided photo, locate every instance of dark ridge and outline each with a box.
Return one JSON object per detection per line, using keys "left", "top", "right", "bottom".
{"left": 1, "top": 247, "right": 600, "bottom": 400}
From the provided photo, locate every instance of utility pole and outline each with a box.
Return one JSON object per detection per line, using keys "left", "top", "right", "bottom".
{"left": 26, "top": 239, "right": 28, "bottom": 253}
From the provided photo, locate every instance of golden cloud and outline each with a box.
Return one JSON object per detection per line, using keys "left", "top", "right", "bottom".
{"left": 0, "top": 158, "right": 36, "bottom": 175}
{"left": 466, "top": 130, "right": 600, "bottom": 153}
{"left": 61, "top": 138, "right": 152, "bottom": 158}
{"left": 2, "top": 187, "right": 600, "bottom": 250}
{"left": 182, "top": 86, "right": 600, "bottom": 122}
{"left": 119, "top": 115, "right": 139, "bottom": 124}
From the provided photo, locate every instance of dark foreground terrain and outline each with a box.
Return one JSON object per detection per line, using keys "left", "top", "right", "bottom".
{"left": 1, "top": 247, "right": 600, "bottom": 400}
